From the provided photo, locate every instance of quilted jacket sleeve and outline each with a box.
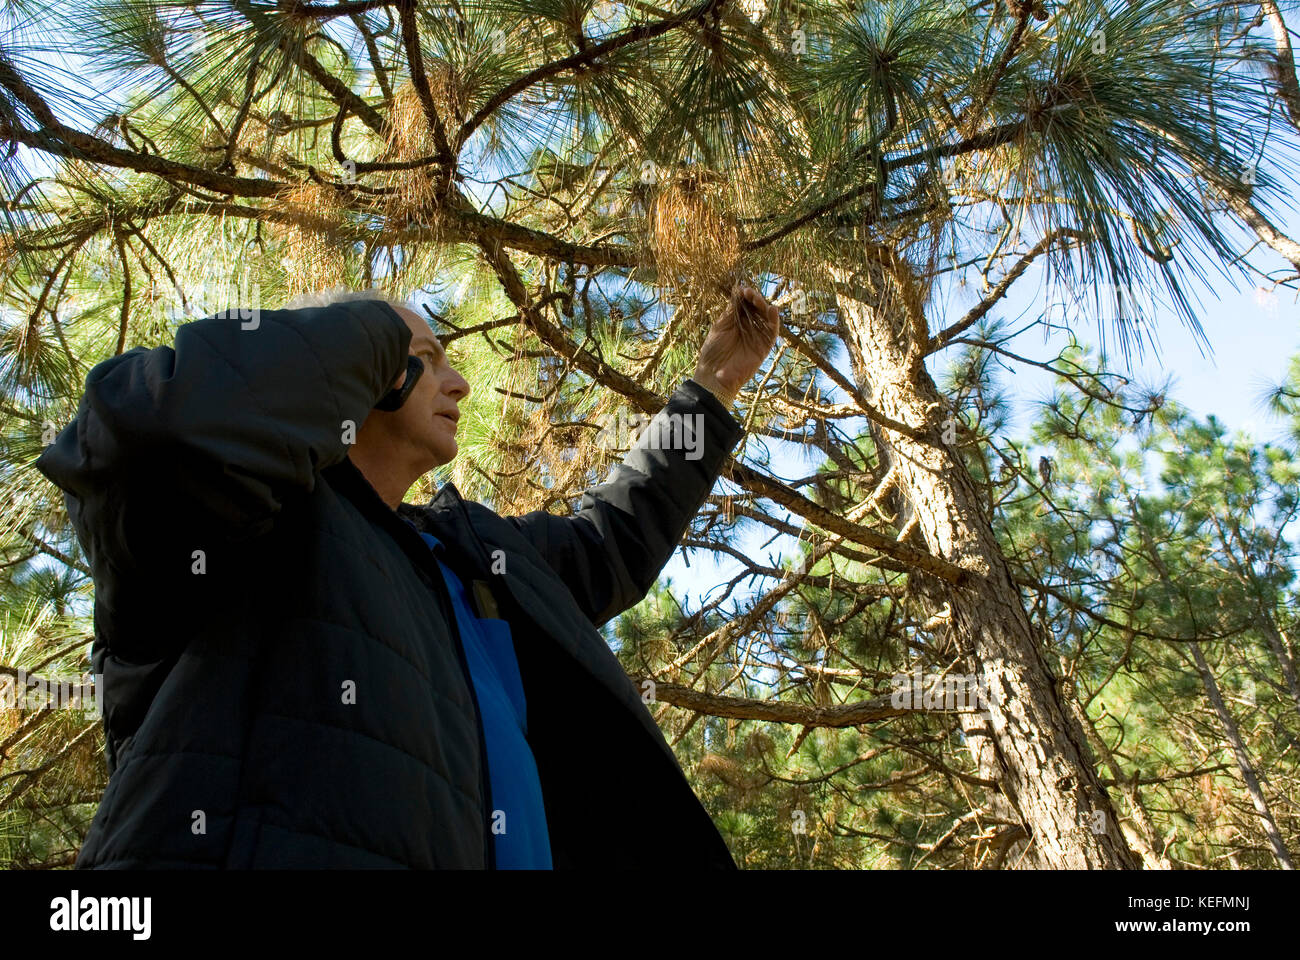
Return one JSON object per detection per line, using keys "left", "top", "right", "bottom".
{"left": 34, "top": 300, "right": 412, "bottom": 561}
{"left": 506, "top": 379, "right": 745, "bottom": 628}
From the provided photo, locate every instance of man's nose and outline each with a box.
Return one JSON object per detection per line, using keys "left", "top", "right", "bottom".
{"left": 448, "top": 368, "right": 470, "bottom": 401}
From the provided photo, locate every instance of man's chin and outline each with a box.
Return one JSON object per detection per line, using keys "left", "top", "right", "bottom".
{"left": 430, "top": 441, "right": 457, "bottom": 468}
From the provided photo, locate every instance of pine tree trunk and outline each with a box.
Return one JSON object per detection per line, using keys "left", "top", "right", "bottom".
{"left": 825, "top": 261, "right": 1140, "bottom": 869}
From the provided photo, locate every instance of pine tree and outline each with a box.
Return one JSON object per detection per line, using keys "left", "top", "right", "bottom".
{"left": 2, "top": 0, "right": 1298, "bottom": 867}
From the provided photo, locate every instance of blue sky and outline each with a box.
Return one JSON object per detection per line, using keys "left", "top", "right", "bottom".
{"left": 953, "top": 237, "right": 1300, "bottom": 445}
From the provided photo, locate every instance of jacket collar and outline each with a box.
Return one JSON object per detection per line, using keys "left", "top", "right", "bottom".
{"left": 396, "top": 479, "right": 495, "bottom": 582}
{"left": 322, "top": 455, "right": 498, "bottom": 587}
{"left": 319, "top": 456, "right": 470, "bottom": 585}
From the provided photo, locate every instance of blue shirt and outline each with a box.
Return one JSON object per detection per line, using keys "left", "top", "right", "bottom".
{"left": 404, "top": 520, "right": 552, "bottom": 869}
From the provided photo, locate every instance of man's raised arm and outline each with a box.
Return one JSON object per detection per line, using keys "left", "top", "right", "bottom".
{"left": 35, "top": 300, "right": 411, "bottom": 557}
{"left": 506, "top": 284, "right": 781, "bottom": 626}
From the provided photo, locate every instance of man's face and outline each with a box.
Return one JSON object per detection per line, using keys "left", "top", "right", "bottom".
{"left": 380, "top": 305, "right": 471, "bottom": 469}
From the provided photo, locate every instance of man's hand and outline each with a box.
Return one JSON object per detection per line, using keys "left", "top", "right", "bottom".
{"left": 692, "top": 282, "right": 780, "bottom": 408}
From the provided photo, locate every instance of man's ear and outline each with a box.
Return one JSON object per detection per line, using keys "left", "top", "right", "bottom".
{"left": 375, "top": 356, "right": 425, "bottom": 411}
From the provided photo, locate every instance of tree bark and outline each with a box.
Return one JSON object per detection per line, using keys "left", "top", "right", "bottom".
{"left": 1262, "top": 0, "right": 1300, "bottom": 133}
{"left": 824, "top": 260, "right": 1141, "bottom": 869}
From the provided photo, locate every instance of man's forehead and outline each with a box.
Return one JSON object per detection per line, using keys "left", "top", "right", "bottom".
{"left": 393, "top": 306, "right": 442, "bottom": 350}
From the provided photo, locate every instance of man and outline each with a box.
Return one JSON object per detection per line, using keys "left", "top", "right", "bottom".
{"left": 35, "top": 282, "right": 779, "bottom": 869}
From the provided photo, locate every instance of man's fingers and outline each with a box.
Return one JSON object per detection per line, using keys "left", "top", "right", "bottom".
{"left": 726, "top": 282, "right": 779, "bottom": 338}
{"left": 743, "top": 287, "right": 779, "bottom": 327}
